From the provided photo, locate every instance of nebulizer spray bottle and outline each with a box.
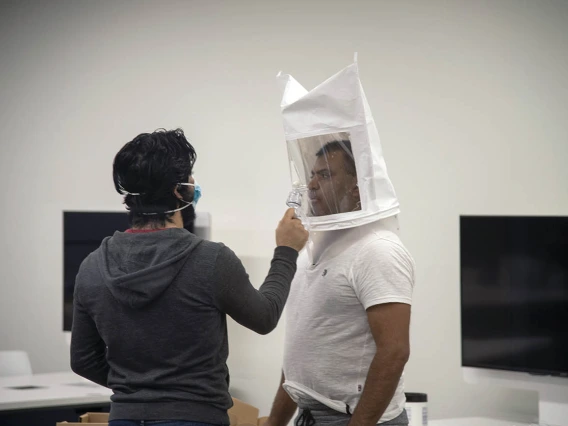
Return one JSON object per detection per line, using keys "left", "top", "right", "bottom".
{"left": 286, "top": 180, "right": 312, "bottom": 261}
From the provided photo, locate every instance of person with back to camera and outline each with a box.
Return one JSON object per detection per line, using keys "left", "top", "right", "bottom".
{"left": 70, "top": 128, "right": 309, "bottom": 426}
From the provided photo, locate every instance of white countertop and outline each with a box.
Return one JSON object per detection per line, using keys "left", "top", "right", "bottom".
{"left": 429, "top": 417, "right": 535, "bottom": 426}
{"left": 0, "top": 374, "right": 542, "bottom": 426}
{"left": 0, "top": 371, "right": 112, "bottom": 411}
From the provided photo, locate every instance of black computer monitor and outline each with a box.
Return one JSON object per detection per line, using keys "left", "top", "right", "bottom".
{"left": 460, "top": 215, "right": 568, "bottom": 377}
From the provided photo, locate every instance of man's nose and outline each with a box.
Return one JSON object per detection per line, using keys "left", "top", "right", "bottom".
{"left": 308, "top": 176, "right": 318, "bottom": 190}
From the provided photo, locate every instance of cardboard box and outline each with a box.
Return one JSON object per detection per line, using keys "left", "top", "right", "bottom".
{"left": 56, "top": 412, "right": 109, "bottom": 425}
{"left": 228, "top": 398, "right": 269, "bottom": 426}
{"left": 80, "top": 413, "right": 110, "bottom": 423}
{"left": 57, "top": 399, "right": 265, "bottom": 426}
{"left": 229, "top": 398, "right": 261, "bottom": 426}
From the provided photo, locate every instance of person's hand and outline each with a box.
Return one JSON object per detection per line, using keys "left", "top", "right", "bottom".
{"left": 276, "top": 208, "right": 309, "bottom": 252}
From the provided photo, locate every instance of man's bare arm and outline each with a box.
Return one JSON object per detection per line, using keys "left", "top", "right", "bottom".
{"left": 348, "top": 303, "right": 411, "bottom": 426}
{"left": 266, "top": 372, "right": 298, "bottom": 426}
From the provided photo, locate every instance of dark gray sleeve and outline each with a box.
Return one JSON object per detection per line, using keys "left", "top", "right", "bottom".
{"left": 70, "top": 287, "right": 110, "bottom": 387}
{"left": 212, "top": 245, "right": 299, "bottom": 335}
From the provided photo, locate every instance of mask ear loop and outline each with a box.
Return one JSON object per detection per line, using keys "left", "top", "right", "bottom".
{"left": 125, "top": 181, "right": 196, "bottom": 215}
{"left": 118, "top": 182, "right": 144, "bottom": 196}
{"left": 140, "top": 200, "right": 191, "bottom": 216}
{"left": 139, "top": 182, "right": 195, "bottom": 215}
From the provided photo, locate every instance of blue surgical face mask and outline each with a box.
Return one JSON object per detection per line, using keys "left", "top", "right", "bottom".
{"left": 192, "top": 183, "right": 202, "bottom": 207}
{"left": 178, "top": 182, "right": 201, "bottom": 207}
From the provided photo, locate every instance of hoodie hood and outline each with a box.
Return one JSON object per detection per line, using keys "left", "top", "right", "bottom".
{"left": 96, "top": 228, "right": 202, "bottom": 309}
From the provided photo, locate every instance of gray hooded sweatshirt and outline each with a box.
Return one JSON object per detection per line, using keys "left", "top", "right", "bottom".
{"left": 70, "top": 228, "right": 298, "bottom": 423}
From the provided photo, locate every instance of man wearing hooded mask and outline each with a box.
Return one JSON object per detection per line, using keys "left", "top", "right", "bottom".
{"left": 266, "top": 61, "right": 416, "bottom": 426}
{"left": 70, "top": 128, "right": 309, "bottom": 426}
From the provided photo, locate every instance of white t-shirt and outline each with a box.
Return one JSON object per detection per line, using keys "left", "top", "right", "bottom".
{"left": 283, "top": 220, "right": 415, "bottom": 423}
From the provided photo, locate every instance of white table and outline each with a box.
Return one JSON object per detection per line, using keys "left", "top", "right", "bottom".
{"left": 1, "top": 375, "right": 542, "bottom": 426}
{"left": 0, "top": 371, "right": 112, "bottom": 412}
{"left": 430, "top": 417, "right": 534, "bottom": 426}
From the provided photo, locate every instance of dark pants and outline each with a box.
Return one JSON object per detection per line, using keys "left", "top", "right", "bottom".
{"left": 109, "top": 421, "right": 221, "bottom": 426}
{"left": 295, "top": 399, "right": 409, "bottom": 426}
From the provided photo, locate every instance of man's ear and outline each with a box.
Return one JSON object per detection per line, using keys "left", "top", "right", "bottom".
{"left": 174, "top": 184, "right": 194, "bottom": 202}
{"left": 173, "top": 185, "right": 182, "bottom": 200}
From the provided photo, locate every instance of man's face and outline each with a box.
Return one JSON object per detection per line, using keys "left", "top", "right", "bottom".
{"left": 307, "top": 150, "right": 360, "bottom": 217}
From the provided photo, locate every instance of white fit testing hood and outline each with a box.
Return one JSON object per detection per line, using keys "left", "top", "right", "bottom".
{"left": 278, "top": 55, "right": 399, "bottom": 232}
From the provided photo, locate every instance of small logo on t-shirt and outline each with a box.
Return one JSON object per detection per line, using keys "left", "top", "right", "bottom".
{"left": 322, "top": 269, "right": 328, "bottom": 277}
{"left": 357, "top": 384, "right": 362, "bottom": 392}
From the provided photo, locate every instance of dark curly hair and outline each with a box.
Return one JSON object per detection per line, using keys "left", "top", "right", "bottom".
{"left": 112, "top": 128, "right": 196, "bottom": 228}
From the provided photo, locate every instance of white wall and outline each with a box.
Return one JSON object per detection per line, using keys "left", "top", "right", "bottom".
{"left": 1, "top": 0, "right": 568, "bottom": 421}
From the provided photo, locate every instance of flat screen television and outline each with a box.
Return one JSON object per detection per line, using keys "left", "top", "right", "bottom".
{"left": 460, "top": 216, "right": 568, "bottom": 378}
{"left": 63, "top": 211, "right": 211, "bottom": 331}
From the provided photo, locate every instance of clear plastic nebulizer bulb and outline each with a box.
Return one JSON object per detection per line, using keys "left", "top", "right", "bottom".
{"left": 285, "top": 182, "right": 312, "bottom": 259}
{"left": 286, "top": 181, "right": 306, "bottom": 216}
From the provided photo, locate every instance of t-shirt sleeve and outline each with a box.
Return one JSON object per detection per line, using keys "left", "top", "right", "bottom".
{"left": 350, "top": 237, "right": 415, "bottom": 310}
